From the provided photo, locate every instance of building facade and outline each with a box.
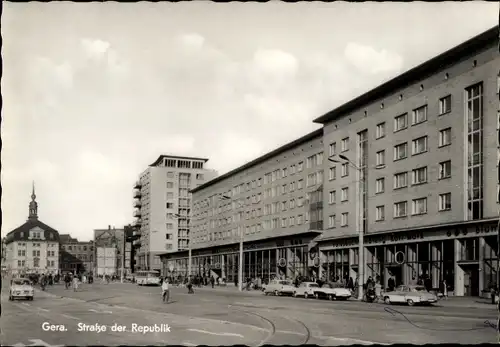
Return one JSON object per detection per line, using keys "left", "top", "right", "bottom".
{"left": 161, "top": 131, "right": 325, "bottom": 282}
{"left": 133, "top": 155, "right": 218, "bottom": 271}
{"left": 160, "top": 27, "right": 499, "bottom": 296}
{"left": 4, "top": 184, "right": 60, "bottom": 275}
{"left": 94, "top": 226, "right": 130, "bottom": 276}
{"left": 59, "top": 234, "right": 94, "bottom": 274}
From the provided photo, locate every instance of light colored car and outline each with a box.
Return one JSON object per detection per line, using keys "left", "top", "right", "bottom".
{"left": 293, "top": 281, "right": 320, "bottom": 298}
{"left": 313, "top": 282, "right": 352, "bottom": 301}
{"left": 383, "top": 285, "right": 438, "bottom": 306}
{"left": 9, "top": 278, "right": 34, "bottom": 301}
{"left": 264, "top": 279, "right": 296, "bottom": 296}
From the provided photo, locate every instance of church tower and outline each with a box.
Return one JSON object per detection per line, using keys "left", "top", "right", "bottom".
{"left": 28, "top": 181, "right": 38, "bottom": 221}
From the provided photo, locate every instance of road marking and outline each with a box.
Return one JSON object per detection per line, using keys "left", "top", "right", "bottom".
{"left": 182, "top": 342, "right": 197, "bottom": 346}
{"left": 321, "top": 336, "right": 387, "bottom": 345}
{"left": 38, "top": 308, "right": 50, "bottom": 312}
{"left": 21, "top": 302, "right": 31, "bottom": 306}
{"left": 88, "top": 308, "right": 112, "bottom": 314}
{"left": 187, "top": 328, "right": 244, "bottom": 338}
{"left": 61, "top": 314, "right": 79, "bottom": 320}
{"left": 12, "top": 339, "right": 64, "bottom": 347}
{"left": 13, "top": 303, "right": 32, "bottom": 312}
{"left": 278, "top": 330, "right": 305, "bottom": 336}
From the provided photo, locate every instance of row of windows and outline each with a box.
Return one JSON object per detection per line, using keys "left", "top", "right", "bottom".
{"left": 326, "top": 193, "right": 452, "bottom": 228}
{"left": 389, "top": 193, "right": 452, "bottom": 219}
{"left": 16, "top": 260, "right": 57, "bottom": 267}
{"left": 195, "top": 152, "right": 324, "bottom": 211}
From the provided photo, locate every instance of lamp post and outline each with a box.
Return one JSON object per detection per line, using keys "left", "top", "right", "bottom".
{"left": 328, "top": 154, "right": 381, "bottom": 301}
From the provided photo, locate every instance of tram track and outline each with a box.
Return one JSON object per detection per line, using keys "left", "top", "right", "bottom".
{"left": 228, "top": 305, "right": 311, "bottom": 345}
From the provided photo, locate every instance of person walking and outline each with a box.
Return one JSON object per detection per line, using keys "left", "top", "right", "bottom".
{"left": 72, "top": 275, "right": 79, "bottom": 292}
{"left": 440, "top": 279, "right": 448, "bottom": 300}
{"left": 162, "top": 278, "right": 170, "bottom": 303}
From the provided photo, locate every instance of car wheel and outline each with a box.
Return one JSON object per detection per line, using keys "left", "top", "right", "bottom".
{"left": 407, "top": 299, "right": 415, "bottom": 306}
{"left": 332, "top": 295, "right": 337, "bottom": 301}
{"left": 274, "top": 290, "right": 279, "bottom": 296}
{"left": 264, "top": 291, "right": 268, "bottom": 296}
{"left": 304, "top": 293, "right": 308, "bottom": 299}
{"left": 328, "top": 294, "right": 333, "bottom": 301}
{"left": 315, "top": 293, "right": 319, "bottom": 299}
{"left": 8, "top": 295, "right": 12, "bottom": 301}
{"left": 384, "top": 296, "right": 391, "bottom": 305}
{"left": 293, "top": 291, "right": 297, "bottom": 297}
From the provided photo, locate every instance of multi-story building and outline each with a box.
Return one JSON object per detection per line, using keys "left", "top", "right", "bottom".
{"left": 160, "top": 26, "right": 499, "bottom": 297}
{"left": 94, "top": 226, "right": 130, "bottom": 276}
{"left": 161, "top": 131, "right": 325, "bottom": 281}
{"left": 4, "top": 184, "right": 60, "bottom": 275}
{"left": 59, "top": 234, "right": 94, "bottom": 274}
{"left": 133, "top": 155, "right": 218, "bottom": 271}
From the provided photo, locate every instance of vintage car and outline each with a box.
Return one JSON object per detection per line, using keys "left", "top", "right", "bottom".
{"left": 264, "top": 279, "right": 296, "bottom": 296}
{"left": 313, "top": 282, "right": 352, "bottom": 301}
{"left": 383, "top": 285, "right": 438, "bottom": 306}
{"left": 293, "top": 281, "right": 320, "bottom": 298}
{"left": 9, "top": 278, "right": 34, "bottom": 301}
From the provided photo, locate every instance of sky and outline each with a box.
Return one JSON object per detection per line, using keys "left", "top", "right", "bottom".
{"left": 2, "top": 2, "right": 498, "bottom": 241}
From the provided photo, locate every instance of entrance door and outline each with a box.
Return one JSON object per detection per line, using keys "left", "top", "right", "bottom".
{"left": 387, "top": 266, "right": 403, "bottom": 287}
{"left": 463, "top": 265, "right": 480, "bottom": 296}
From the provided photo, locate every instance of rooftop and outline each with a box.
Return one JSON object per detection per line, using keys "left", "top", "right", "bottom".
{"left": 313, "top": 26, "right": 498, "bottom": 124}
{"left": 190, "top": 128, "right": 323, "bottom": 194}
{"left": 149, "top": 154, "right": 210, "bottom": 167}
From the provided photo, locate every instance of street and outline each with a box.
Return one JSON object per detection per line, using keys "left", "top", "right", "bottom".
{"left": 1, "top": 280, "right": 497, "bottom": 346}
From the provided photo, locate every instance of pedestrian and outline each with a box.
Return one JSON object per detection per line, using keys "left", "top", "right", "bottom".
{"left": 162, "top": 278, "right": 170, "bottom": 303}
{"left": 72, "top": 275, "right": 79, "bottom": 292}
{"left": 187, "top": 278, "right": 194, "bottom": 294}
{"left": 441, "top": 279, "right": 448, "bottom": 300}
{"left": 388, "top": 276, "right": 395, "bottom": 292}
{"left": 210, "top": 276, "right": 215, "bottom": 288}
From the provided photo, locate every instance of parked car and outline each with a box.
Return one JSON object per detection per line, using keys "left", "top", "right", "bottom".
{"left": 313, "top": 282, "right": 352, "bottom": 301}
{"left": 293, "top": 281, "right": 320, "bottom": 298}
{"left": 264, "top": 279, "right": 296, "bottom": 296}
{"left": 9, "top": 278, "right": 34, "bottom": 301}
{"left": 383, "top": 285, "right": 438, "bottom": 306}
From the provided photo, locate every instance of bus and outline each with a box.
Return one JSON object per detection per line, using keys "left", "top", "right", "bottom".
{"left": 134, "top": 270, "right": 161, "bottom": 286}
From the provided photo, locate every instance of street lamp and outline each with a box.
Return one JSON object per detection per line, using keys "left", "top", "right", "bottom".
{"left": 328, "top": 154, "right": 372, "bottom": 301}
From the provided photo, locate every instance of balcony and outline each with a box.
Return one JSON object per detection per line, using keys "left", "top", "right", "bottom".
{"left": 133, "top": 209, "right": 142, "bottom": 218}
{"left": 134, "top": 199, "right": 142, "bottom": 208}
{"left": 133, "top": 219, "right": 142, "bottom": 228}
{"left": 134, "top": 180, "right": 142, "bottom": 189}
{"left": 133, "top": 190, "right": 142, "bottom": 199}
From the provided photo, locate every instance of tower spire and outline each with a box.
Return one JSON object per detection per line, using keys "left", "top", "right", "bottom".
{"left": 28, "top": 181, "right": 38, "bottom": 220}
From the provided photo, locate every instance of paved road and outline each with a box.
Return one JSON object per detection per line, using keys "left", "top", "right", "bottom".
{"left": 2, "top": 281, "right": 497, "bottom": 346}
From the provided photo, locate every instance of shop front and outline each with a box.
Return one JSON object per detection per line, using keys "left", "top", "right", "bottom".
{"left": 160, "top": 232, "right": 321, "bottom": 284}
{"left": 317, "top": 221, "right": 498, "bottom": 296}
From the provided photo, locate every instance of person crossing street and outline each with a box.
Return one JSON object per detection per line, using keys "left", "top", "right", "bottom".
{"left": 162, "top": 277, "right": 170, "bottom": 303}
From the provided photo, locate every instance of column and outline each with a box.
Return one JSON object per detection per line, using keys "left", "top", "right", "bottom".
{"left": 276, "top": 249, "right": 281, "bottom": 279}
{"left": 318, "top": 250, "right": 325, "bottom": 279}
{"left": 365, "top": 247, "right": 374, "bottom": 279}
{"left": 478, "top": 237, "right": 485, "bottom": 295}
{"left": 454, "top": 239, "right": 465, "bottom": 296}
{"left": 431, "top": 242, "right": 440, "bottom": 289}
{"left": 402, "top": 245, "right": 409, "bottom": 285}
{"left": 221, "top": 254, "right": 226, "bottom": 280}
{"left": 348, "top": 248, "right": 356, "bottom": 282}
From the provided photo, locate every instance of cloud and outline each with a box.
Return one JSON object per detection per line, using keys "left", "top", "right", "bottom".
{"left": 81, "top": 38, "right": 111, "bottom": 59}
{"left": 253, "top": 48, "right": 298, "bottom": 76}
{"left": 145, "top": 135, "right": 196, "bottom": 158}
{"left": 208, "top": 133, "right": 265, "bottom": 174}
{"left": 177, "top": 33, "right": 205, "bottom": 51}
{"left": 344, "top": 42, "right": 403, "bottom": 74}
